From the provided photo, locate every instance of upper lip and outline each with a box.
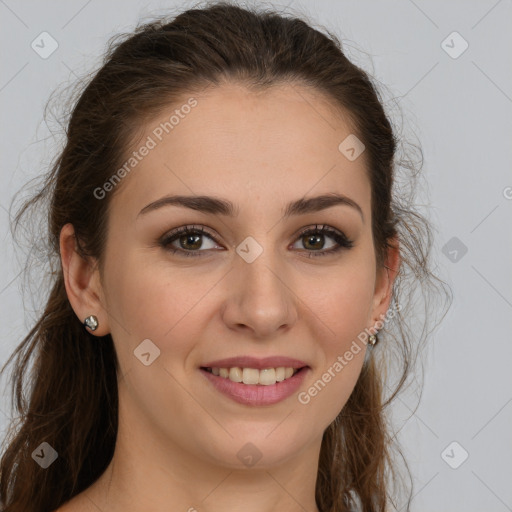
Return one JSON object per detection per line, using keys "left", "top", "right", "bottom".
{"left": 201, "top": 356, "right": 309, "bottom": 370}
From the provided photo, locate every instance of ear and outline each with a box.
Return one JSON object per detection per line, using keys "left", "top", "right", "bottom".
{"left": 59, "top": 223, "right": 110, "bottom": 336}
{"left": 369, "top": 235, "right": 401, "bottom": 330}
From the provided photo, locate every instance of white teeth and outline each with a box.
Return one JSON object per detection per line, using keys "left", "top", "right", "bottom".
{"left": 259, "top": 368, "right": 276, "bottom": 386}
{"left": 229, "top": 367, "right": 243, "bottom": 382}
{"left": 207, "top": 366, "right": 300, "bottom": 385}
{"left": 242, "top": 368, "right": 259, "bottom": 385}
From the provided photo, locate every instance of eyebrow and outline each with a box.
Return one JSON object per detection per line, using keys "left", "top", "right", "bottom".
{"left": 137, "top": 192, "right": 364, "bottom": 222}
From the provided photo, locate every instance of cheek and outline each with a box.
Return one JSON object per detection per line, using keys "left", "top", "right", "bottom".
{"left": 102, "top": 250, "right": 220, "bottom": 371}
{"left": 303, "top": 260, "right": 376, "bottom": 340}
{"left": 294, "top": 261, "right": 375, "bottom": 417}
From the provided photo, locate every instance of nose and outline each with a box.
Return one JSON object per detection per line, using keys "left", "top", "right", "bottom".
{"left": 221, "top": 249, "right": 298, "bottom": 339}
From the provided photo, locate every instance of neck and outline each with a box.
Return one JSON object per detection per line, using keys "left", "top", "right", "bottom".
{"left": 80, "top": 385, "right": 322, "bottom": 512}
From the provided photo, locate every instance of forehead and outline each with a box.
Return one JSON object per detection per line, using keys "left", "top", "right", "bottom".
{"left": 111, "top": 82, "right": 370, "bottom": 218}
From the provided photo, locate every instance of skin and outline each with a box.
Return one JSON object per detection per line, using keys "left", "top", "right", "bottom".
{"left": 58, "top": 82, "right": 400, "bottom": 512}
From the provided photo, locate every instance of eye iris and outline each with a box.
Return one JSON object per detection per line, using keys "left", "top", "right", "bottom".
{"left": 303, "top": 233, "right": 323, "bottom": 250}
{"left": 180, "top": 233, "right": 202, "bottom": 250}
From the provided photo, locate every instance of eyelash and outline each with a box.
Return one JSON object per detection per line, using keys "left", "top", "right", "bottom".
{"left": 159, "top": 224, "right": 354, "bottom": 258}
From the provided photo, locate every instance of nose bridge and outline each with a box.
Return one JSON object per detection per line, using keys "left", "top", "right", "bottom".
{"left": 222, "top": 237, "right": 298, "bottom": 336}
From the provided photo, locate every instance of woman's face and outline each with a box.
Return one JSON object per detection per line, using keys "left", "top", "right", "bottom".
{"left": 95, "top": 82, "right": 394, "bottom": 469}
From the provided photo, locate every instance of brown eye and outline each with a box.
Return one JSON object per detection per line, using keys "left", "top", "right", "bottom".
{"left": 302, "top": 232, "right": 326, "bottom": 251}
{"left": 177, "top": 233, "right": 203, "bottom": 251}
{"left": 292, "top": 225, "right": 354, "bottom": 257}
{"left": 160, "top": 226, "right": 221, "bottom": 257}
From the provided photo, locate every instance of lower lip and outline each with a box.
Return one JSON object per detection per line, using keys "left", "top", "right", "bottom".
{"left": 200, "top": 367, "right": 309, "bottom": 406}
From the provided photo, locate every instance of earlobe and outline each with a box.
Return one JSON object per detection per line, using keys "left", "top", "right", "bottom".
{"left": 59, "top": 223, "right": 110, "bottom": 336}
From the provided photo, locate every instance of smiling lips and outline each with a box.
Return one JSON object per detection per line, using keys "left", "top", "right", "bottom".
{"left": 200, "top": 356, "right": 310, "bottom": 405}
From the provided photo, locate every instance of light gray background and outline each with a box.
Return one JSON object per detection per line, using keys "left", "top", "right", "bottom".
{"left": 1, "top": 1, "right": 511, "bottom": 511}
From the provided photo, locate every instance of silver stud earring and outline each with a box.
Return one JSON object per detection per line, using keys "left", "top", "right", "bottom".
{"left": 84, "top": 315, "right": 99, "bottom": 331}
{"left": 368, "top": 333, "right": 378, "bottom": 347}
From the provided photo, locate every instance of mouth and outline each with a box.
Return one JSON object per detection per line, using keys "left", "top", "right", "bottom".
{"left": 200, "top": 366, "right": 306, "bottom": 386}
{"left": 199, "top": 365, "right": 310, "bottom": 406}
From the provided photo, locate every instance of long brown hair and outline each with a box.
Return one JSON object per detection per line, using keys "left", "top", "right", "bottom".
{"left": 0, "top": 2, "right": 451, "bottom": 511}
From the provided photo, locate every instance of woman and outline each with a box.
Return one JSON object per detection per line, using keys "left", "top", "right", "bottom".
{"left": 0, "top": 2, "right": 450, "bottom": 511}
